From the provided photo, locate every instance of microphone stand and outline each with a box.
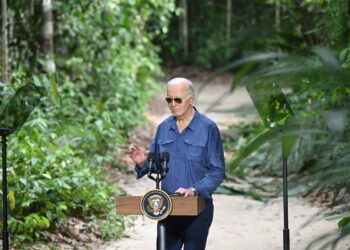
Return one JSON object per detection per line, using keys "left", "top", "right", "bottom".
{"left": 282, "top": 132, "right": 290, "bottom": 250}
{"left": 1, "top": 129, "right": 11, "bottom": 250}
{"left": 245, "top": 82, "right": 293, "bottom": 250}
{"left": 147, "top": 153, "right": 168, "bottom": 190}
{"left": 146, "top": 152, "right": 169, "bottom": 250}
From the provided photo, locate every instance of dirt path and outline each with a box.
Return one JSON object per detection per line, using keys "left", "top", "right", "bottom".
{"left": 94, "top": 72, "right": 350, "bottom": 250}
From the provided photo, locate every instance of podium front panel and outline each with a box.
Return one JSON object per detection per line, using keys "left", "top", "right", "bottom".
{"left": 116, "top": 196, "right": 205, "bottom": 216}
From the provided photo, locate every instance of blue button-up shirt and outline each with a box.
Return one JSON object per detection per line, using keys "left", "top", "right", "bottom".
{"left": 135, "top": 108, "right": 225, "bottom": 199}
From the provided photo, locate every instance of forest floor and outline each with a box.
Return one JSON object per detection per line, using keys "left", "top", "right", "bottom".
{"left": 89, "top": 67, "right": 350, "bottom": 250}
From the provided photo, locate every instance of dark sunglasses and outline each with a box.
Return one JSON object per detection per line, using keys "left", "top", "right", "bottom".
{"left": 165, "top": 93, "right": 191, "bottom": 104}
{"left": 165, "top": 96, "right": 184, "bottom": 104}
{"left": 165, "top": 93, "right": 192, "bottom": 104}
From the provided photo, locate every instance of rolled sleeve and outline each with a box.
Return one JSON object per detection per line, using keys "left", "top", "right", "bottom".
{"left": 134, "top": 162, "right": 148, "bottom": 179}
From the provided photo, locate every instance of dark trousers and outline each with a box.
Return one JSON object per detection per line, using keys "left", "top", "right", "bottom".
{"left": 157, "top": 200, "right": 213, "bottom": 250}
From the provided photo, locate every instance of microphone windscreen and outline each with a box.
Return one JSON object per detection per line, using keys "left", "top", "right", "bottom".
{"left": 148, "top": 152, "right": 156, "bottom": 161}
{"left": 161, "top": 152, "right": 169, "bottom": 162}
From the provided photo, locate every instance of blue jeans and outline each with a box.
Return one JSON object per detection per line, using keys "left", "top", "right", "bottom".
{"left": 157, "top": 200, "right": 214, "bottom": 250}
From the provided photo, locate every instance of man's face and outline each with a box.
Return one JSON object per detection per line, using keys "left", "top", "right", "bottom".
{"left": 166, "top": 83, "right": 193, "bottom": 118}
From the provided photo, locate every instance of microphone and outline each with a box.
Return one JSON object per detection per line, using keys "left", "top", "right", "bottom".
{"left": 161, "top": 152, "right": 169, "bottom": 175}
{"left": 147, "top": 152, "right": 155, "bottom": 173}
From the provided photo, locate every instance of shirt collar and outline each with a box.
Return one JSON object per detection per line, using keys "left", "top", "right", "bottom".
{"left": 169, "top": 107, "right": 200, "bottom": 132}
{"left": 187, "top": 107, "right": 200, "bottom": 131}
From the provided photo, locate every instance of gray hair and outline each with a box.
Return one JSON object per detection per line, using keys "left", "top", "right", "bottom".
{"left": 167, "top": 77, "right": 195, "bottom": 95}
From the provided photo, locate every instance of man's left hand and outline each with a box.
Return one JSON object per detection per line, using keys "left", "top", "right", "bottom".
{"left": 175, "top": 187, "right": 196, "bottom": 197}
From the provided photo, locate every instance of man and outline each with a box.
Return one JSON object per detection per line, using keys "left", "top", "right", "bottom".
{"left": 129, "top": 77, "right": 225, "bottom": 250}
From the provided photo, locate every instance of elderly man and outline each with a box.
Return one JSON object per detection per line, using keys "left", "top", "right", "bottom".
{"left": 129, "top": 77, "right": 225, "bottom": 250}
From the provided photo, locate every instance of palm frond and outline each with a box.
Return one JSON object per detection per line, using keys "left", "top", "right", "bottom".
{"left": 198, "top": 52, "right": 288, "bottom": 95}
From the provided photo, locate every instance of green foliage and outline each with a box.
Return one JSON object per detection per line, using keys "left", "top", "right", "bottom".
{"left": 327, "top": 0, "right": 350, "bottom": 48}
{"left": 89, "top": 209, "right": 126, "bottom": 240}
{"left": 246, "top": 82, "right": 294, "bottom": 127}
{"left": 338, "top": 216, "right": 350, "bottom": 231}
{"left": 159, "top": 0, "right": 350, "bottom": 68}
{"left": 160, "top": 0, "right": 278, "bottom": 68}
{"left": 8, "top": 214, "right": 50, "bottom": 241}
{"left": 217, "top": 46, "right": 350, "bottom": 246}
{"left": 0, "top": 113, "right": 120, "bottom": 243}
{"left": 305, "top": 215, "right": 350, "bottom": 250}
{"left": 227, "top": 124, "right": 304, "bottom": 175}
{"left": 1, "top": 0, "right": 176, "bottom": 246}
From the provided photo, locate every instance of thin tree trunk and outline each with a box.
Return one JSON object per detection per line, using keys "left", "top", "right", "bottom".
{"left": 1, "top": 0, "right": 8, "bottom": 83}
{"left": 30, "top": 0, "right": 35, "bottom": 15}
{"left": 275, "top": 0, "right": 281, "bottom": 31}
{"left": 179, "top": 0, "right": 188, "bottom": 57}
{"left": 226, "top": 0, "right": 232, "bottom": 42}
{"left": 42, "top": 0, "right": 55, "bottom": 73}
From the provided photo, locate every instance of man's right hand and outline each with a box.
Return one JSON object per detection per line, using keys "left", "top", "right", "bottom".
{"left": 128, "top": 144, "right": 148, "bottom": 168}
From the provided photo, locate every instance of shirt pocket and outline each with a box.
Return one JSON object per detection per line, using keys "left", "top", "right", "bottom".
{"left": 158, "top": 139, "right": 175, "bottom": 154}
{"left": 184, "top": 140, "right": 206, "bottom": 163}
{"left": 185, "top": 140, "right": 207, "bottom": 182}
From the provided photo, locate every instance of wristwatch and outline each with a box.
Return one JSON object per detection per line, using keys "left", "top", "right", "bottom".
{"left": 189, "top": 187, "right": 198, "bottom": 196}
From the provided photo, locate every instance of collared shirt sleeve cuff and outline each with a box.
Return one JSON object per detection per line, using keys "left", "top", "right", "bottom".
{"left": 197, "top": 190, "right": 212, "bottom": 199}
{"left": 134, "top": 162, "right": 148, "bottom": 179}
{"left": 193, "top": 185, "right": 212, "bottom": 199}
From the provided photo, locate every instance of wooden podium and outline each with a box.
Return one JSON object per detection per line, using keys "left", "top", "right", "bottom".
{"left": 116, "top": 195, "right": 205, "bottom": 216}
{"left": 115, "top": 159, "right": 205, "bottom": 249}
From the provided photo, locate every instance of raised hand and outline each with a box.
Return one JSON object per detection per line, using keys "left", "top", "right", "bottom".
{"left": 128, "top": 144, "right": 148, "bottom": 167}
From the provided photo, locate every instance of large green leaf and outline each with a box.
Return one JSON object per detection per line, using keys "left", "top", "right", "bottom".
{"left": 198, "top": 52, "right": 288, "bottom": 95}
{"left": 227, "top": 124, "right": 304, "bottom": 174}
{"left": 338, "top": 216, "right": 350, "bottom": 230}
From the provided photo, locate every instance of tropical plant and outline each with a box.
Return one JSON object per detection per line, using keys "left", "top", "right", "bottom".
{"left": 207, "top": 47, "right": 350, "bottom": 247}
{"left": 159, "top": 0, "right": 349, "bottom": 68}
{"left": 0, "top": 0, "right": 176, "bottom": 248}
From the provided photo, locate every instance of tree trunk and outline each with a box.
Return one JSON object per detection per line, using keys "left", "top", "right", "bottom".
{"left": 226, "top": 0, "right": 232, "bottom": 42}
{"left": 275, "top": 0, "right": 281, "bottom": 31}
{"left": 179, "top": 0, "right": 188, "bottom": 57}
{"left": 30, "top": 0, "right": 35, "bottom": 15}
{"left": 42, "top": 0, "right": 55, "bottom": 73}
{"left": 1, "top": 0, "right": 8, "bottom": 83}
{"left": 346, "top": 0, "right": 350, "bottom": 44}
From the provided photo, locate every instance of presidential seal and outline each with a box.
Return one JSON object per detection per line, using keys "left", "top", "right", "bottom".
{"left": 140, "top": 189, "right": 172, "bottom": 220}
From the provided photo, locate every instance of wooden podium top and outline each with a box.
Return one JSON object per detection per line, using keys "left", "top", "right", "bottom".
{"left": 116, "top": 195, "right": 206, "bottom": 216}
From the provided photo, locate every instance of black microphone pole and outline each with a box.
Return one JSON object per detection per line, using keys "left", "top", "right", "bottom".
{"left": 159, "top": 152, "right": 169, "bottom": 250}
{"left": 1, "top": 130, "right": 10, "bottom": 250}
{"left": 282, "top": 140, "right": 290, "bottom": 250}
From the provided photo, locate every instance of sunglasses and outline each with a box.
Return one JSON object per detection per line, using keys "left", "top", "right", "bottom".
{"left": 165, "top": 94, "right": 191, "bottom": 104}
